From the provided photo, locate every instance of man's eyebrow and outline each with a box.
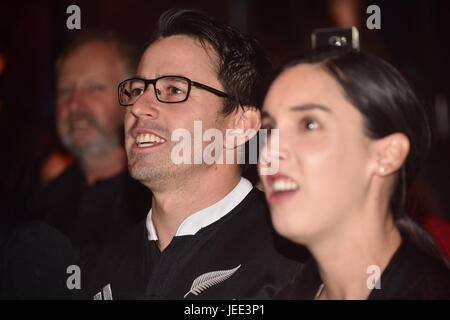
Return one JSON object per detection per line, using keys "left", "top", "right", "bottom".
{"left": 290, "top": 103, "right": 332, "bottom": 113}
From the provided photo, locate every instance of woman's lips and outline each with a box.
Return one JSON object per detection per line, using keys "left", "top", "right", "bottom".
{"left": 269, "top": 189, "right": 299, "bottom": 205}
{"left": 266, "top": 173, "right": 300, "bottom": 205}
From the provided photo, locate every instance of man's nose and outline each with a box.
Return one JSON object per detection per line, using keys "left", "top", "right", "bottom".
{"left": 67, "top": 87, "right": 85, "bottom": 111}
{"left": 129, "top": 86, "right": 160, "bottom": 120}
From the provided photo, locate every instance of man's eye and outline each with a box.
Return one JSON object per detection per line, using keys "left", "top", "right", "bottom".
{"left": 58, "top": 88, "right": 72, "bottom": 95}
{"left": 131, "top": 88, "right": 144, "bottom": 97}
{"left": 168, "top": 86, "right": 184, "bottom": 95}
{"left": 90, "top": 84, "right": 106, "bottom": 92}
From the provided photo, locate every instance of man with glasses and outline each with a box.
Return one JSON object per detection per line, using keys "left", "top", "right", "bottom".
{"left": 80, "top": 9, "right": 303, "bottom": 300}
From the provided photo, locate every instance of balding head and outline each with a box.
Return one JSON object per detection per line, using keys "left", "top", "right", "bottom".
{"left": 56, "top": 37, "right": 132, "bottom": 160}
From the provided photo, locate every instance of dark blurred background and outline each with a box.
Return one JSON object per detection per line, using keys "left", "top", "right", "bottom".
{"left": 0, "top": 0, "right": 449, "bottom": 240}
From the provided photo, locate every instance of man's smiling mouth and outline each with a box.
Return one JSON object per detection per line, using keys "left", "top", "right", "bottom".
{"left": 135, "top": 133, "right": 166, "bottom": 148}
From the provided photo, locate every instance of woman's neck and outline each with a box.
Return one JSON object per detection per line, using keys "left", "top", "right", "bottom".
{"left": 310, "top": 208, "right": 402, "bottom": 300}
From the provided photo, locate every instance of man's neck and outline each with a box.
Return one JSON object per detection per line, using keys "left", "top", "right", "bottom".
{"left": 150, "top": 166, "right": 241, "bottom": 251}
{"left": 79, "top": 145, "right": 127, "bottom": 185}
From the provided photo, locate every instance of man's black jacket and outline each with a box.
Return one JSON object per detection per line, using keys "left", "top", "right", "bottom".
{"left": 78, "top": 188, "right": 307, "bottom": 299}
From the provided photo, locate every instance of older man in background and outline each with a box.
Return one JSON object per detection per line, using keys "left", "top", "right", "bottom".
{"left": 28, "top": 32, "right": 151, "bottom": 255}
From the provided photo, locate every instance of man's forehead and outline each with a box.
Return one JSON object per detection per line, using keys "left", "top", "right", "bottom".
{"left": 137, "top": 35, "right": 218, "bottom": 79}
{"left": 66, "top": 41, "right": 119, "bottom": 63}
{"left": 59, "top": 42, "right": 125, "bottom": 79}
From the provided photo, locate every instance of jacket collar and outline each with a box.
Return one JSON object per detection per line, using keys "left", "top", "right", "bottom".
{"left": 146, "top": 177, "right": 253, "bottom": 241}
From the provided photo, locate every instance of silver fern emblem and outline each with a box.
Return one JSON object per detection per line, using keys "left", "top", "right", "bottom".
{"left": 93, "top": 283, "right": 113, "bottom": 300}
{"left": 183, "top": 265, "right": 241, "bottom": 298}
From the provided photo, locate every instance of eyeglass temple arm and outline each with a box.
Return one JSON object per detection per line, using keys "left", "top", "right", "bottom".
{"left": 191, "top": 81, "right": 236, "bottom": 100}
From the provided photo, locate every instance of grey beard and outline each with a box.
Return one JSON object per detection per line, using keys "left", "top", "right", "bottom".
{"left": 61, "top": 129, "right": 121, "bottom": 161}
{"left": 59, "top": 110, "right": 123, "bottom": 160}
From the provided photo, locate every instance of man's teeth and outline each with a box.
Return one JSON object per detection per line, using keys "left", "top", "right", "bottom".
{"left": 136, "top": 133, "right": 166, "bottom": 147}
{"left": 272, "top": 179, "right": 299, "bottom": 192}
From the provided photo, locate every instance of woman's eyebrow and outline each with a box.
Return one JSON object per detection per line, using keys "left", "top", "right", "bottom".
{"left": 290, "top": 103, "right": 332, "bottom": 113}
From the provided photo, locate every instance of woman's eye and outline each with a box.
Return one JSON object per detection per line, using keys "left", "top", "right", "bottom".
{"left": 261, "top": 123, "right": 275, "bottom": 135}
{"left": 302, "top": 119, "right": 320, "bottom": 131}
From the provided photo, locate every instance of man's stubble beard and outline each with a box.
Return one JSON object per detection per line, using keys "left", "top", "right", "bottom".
{"left": 128, "top": 148, "right": 208, "bottom": 192}
{"left": 127, "top": 115, "right": 224, "bottom": 190}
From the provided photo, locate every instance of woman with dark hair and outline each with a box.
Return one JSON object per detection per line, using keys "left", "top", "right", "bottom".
{"left": 258, "top": 47, "right": 450, "bottom": 299}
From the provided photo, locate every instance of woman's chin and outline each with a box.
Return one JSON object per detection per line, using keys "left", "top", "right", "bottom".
{"left": 270, "top": 210, "right": 312, "bottom": 246}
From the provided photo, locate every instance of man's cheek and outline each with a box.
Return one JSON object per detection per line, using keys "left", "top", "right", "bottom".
{"left": 56, "top": 104, "right": 66, "bottom": 120}
{"left": 56, "top": 114, "right": 68, "bottom": 132}
{"left": 124, "top": 120, "right": 133, "bottom": 138}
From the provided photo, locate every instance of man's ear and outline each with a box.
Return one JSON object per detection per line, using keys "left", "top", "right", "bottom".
{"left": 224, "top": 105, "right": 261, "bottom": 149}
{"left": 372, "top": 133, "right": 410, "bottom": 176}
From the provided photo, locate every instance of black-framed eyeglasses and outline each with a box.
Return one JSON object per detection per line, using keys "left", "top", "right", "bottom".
{"left": 118, "top": 75, "right": 235, "bottom": 106}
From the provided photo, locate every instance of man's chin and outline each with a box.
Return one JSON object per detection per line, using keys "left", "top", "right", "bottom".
{"left": 129, "top": 167, "right": 157, "bottom": 184}
{"left": 70, "top": 128, "right": 98, "bottom": 144}
{"left": 129, "top": 162, "right": 175, "bottom": 184}
{"left": 62, "top": 128, "right": 120, "bottom": 154}
{"left": 64, "top": 138, "right": 108, "bottom": 158}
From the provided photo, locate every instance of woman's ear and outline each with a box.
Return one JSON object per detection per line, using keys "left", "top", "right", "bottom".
{"left": 224, "top": 106, "right": 261, "bottom": 150}
{"left": 373, "top": 133, "right": 410, "bottom": 176}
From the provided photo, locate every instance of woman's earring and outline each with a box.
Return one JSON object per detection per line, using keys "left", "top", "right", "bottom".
{"left": 379, "top": 166, "right": 385, "bottom": 174}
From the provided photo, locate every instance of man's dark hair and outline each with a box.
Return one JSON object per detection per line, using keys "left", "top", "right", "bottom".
{"left": 56, "top": 30, "right": 139, "bottom": 78}
{"left": 150, "top": 8, "right": 272, "bottom": 114}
